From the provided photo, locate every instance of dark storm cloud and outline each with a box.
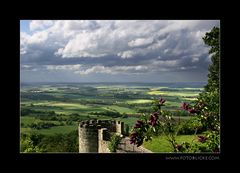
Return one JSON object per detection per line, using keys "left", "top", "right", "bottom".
{"left": 20, "top": 20, "right": 220, "bottom": 82}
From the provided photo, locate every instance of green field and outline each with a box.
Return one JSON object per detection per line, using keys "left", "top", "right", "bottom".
{"left": 34, "top": 102, "right": 90, "bottom": 109}
{"left": 143, "top": 134, "right": 199, "bottom": 152}
{"left": 104, "top": 105, "right": 137, "bottom": 114}
{"left": 126, "top": 99, "right": 152, "bottom": 104}
{"left": 147, "top": 90, "right": 199, "bottom": 97}
{"left": 21, "top": 116, "right": 40, "bottom": 125}
{"left": 20, "top": 82, "right": 204, "bottom": 152}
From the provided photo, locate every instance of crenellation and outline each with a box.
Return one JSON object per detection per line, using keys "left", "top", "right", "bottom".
{"left": 78, "top": 120, "right": 124, "bottom": 153}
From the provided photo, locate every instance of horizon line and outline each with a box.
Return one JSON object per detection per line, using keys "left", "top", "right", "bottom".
{"left": 21, "top": 81, "right": 207, "bottom": 84}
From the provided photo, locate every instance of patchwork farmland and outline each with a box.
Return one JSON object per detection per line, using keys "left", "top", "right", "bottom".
{"left": 20, "top": 82, "right": 205, "bottom": 152}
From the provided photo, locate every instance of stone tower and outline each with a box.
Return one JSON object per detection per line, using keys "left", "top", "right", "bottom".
{"left": 78, "top": 120, "right": 99, "bottom": 153}
{"left": 116, "top": 121, "right": 124, "bottom": 135}
{"left": 78, "top": 120, "right": 124, "bottom": 153}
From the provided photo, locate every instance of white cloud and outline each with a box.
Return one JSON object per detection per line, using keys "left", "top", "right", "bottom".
{"left": 128, "top": 37, "right": 153, "bottom": 47}
{"left": 21, "top": 64, "right": 39, "bottom": 71}
{"left": 112, "top": 65, "right": 149, "bottom": 73}
{"left": 45, "top": 59, "right": 181, "bottom": 76}
{"left": 28, "top": 31, "right": 49, "bottom": 44}
{"left": 151, "top": 59, "right": 179, "bottom": 67}
{"left": 22, "top": 65, "right": 31, "bottom": 68}
{"left": 21, "top": 20, "right": 219, "bottom": 60}
{"left": 180, "top": 67, "right": 186, "bottom": 70}
{"left": 55, "top": 32, "right": 108, "bottom": 58}
{"left": 46, "top": 64, "right": 82, "bottom": 71}
{"left": 179, "top": 66, "right": 197, "bottom": 70}
{"left": 51, "top": 65, "right": 150, "bottom": 75}
{"left": 20, "top": 32, "right": 30, "bottom": 55}
{"left": 52, "top": 20, "right": 174, "bottom": 58}
{"left": 147, "top": 39, "right": 167, "bottom": 50}
{"left": 117, "top": 50, "right": 136, "bottom": 59}
{"left": 30, "top": 20, "right": 54, "bottom": 31}
{"left": 192, "top": 57, "right": 199, "bottom": 62}
{"left": 21, "top": 20, "right": 219, "bottom": 82}
{"left": 74, "top": 65, "right": 111, "bottom": 75}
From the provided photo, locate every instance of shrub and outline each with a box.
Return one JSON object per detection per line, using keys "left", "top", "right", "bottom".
{"left": 177, "top": 117, "right": 206, "bottom": 135}
{"left": 125, "top": 124, "right": 130, "bottom": 136}
{"left": 108, "top": 134, "right": 122, "bottom": 152}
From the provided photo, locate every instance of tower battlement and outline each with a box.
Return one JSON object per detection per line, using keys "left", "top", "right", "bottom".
{"left": 78, "top": 119, "right": 124, "bottom": 153}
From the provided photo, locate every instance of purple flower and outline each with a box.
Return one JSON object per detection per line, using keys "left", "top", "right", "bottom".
{"left": 198, "top": 135, "right": 208, "bottom": 143}
{"left": 159, "top": 97, "right": 166, "bottom": 106}
{"left": 176, "top": 144, "right": 183, "bottom": 151}
{"left": 137, "top": 120, "right": 144, "bottom": 124}
{"left": 134, "top": 120, "right": 144, "bottom": 128}
{"left": 181, "top": 103, "right": 198, "bottom": 114}
{"left": 130, "top": 138, "right": 136, "bottom": 144}
{"left": 130, "top": 132, "right": 144, "bottom": 147}
{"left": 130, "top": 132, "right": 138, "bottom": 144}
{"left": 130, "top": 132, "right": 138, "bottom": 137}
{"left": 134, "top": 124, "right": 141, "bottom": 128}
{"left": 188, "top": 108, "right": 198, "bottom": 114}
{"left": 198, "top": 102, "right": 206, "bottom": 109}
{"left": 181, "top": 102, "right": 189, "bottom": 110}
{"left": 152, "top": 112, "right": 159, "bottom": 118}
{"left": 148, "top": 112, "right": 159, "bottom": 126}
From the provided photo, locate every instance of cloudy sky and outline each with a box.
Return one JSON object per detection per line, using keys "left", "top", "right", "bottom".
{"left": 20, "top": 20, "right": 220, "bottom": 83}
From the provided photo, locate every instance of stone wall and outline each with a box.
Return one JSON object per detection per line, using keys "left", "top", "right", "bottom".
{"left": 78, "top": 124, "right": 98, "bottom": 153}
{"left": 116, "top": 121, "right": 124, "bottom": 135}
{"left": 98, "top": 128, "right": 110, "bottom": 153}
{"left": 79, "top": 120, "right": 152, "bottom": 153}
{"left": 79, "top": 120, "right": 124, "bottom": 153}
{"left": 116, "top": 137, "right": 152, "bottom": 153}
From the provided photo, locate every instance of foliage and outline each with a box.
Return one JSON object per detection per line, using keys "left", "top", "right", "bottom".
{"left": 174, "top": 26, "right": 220, "bottom": 152}
{"left": 20, "top": 130, "right": 79, "bottom": 152}
{"left": 68, "top": 113, "right": 90, "bottom": 121}
{"left": 130, "top": 98, "right": 179, "bottom": 150}
{"left": 202, "top": 26, "right": 220, "bottom": 93}
{"left": 196, "top": 90, "right": 220, "bottom": 131}
{"left": 130, "top": 26, "right": 220, "bottom": 153}
{"left": 91, "top": 110, "right": 122, "bottom": 118}
{"left": 28, "top": 121, "right": 57, "bottom": 130}
{"left": 125, "top": 124, "right": 130, "bottom": 136}
{"left": 174, "top": 131, "right": 220, "bottom": 153}
{"left": 20, "top": 133, "right": 44, "bottom": 152}
{"left": 21, "top": 108, "right": 56, "bottom": 117}
{"left": 204, "top": 130, "right": 220, "bottom": 152}
{"left": 131, "top": 93, "right": 220, "bottom": 152}
{"left": 108, "top": 134, "right": 122, "bottom": 152}
{"left": 121, "top": 113, "right": 128, "bottom": 118}
{"left": 177, "top": 117, "right": 206, "bottom": 135}
{"left": 172, "top": 110, "right": 190, "bottom": 117}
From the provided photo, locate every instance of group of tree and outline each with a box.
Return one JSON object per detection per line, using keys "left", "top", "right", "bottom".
{"left": 90, "top": 110, "right": 122, "bottom": 118}
{"left": 20, "top": 131, "right": 78, "bottom": 152}
{"left": 25, "top": 121, "right": 59, "bottom": 130}
{"left": 21, "top": 108, "right": 56, "bottom": 117}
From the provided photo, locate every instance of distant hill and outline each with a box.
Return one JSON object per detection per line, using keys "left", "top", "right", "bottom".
{"left": 20, "top": 81, "right": 207, "bottom": 88}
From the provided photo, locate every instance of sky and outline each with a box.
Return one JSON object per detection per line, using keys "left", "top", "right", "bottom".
{"left": 20, "top": 20, "right": 220, "bottom": 83}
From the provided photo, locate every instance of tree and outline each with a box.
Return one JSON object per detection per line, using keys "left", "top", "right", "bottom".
{"left": 129, "top": 26, "right": 221, "bottom": 153}
{"left": 175, "top": 27, "right": 220, "bottom": 152}
{"left": 202, "top": 26, "right": 220, "bottom": 92}
{"left": 196, "top": 26, "right": 220, "bottom": 129}
{"left": 20, "top": 135, "right": 43, "bottom": 153}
